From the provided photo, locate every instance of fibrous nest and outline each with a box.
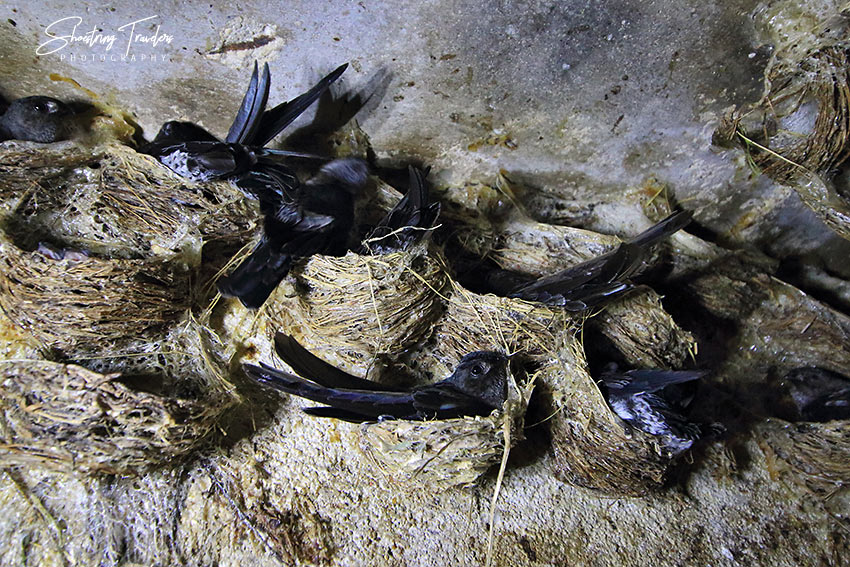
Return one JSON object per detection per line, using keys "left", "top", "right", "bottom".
{"left": 359, "top": 380, "right": 531, "bottom": 491}
{"left": 439, "top": 279, "right": 685, "bottom": 495}
{"left": 713, "top": 23, "right": 850, "bottom": 239}
{"left": 262, "top": 245, "right": 449, "bottom": 375}
{"left": 237, "top": 245, "right": 694, "bottom": 492}
{"left": 0, "top": 140, "right": 256, "bottom": 260}
{"left": 682, "top": 250, "right": 850, "bottom": 493}
{"left": 762, "top": 419, "right": 850, "bottom": 494}
{"left": 723, "top": 47, "right": 850, "bottom": 182}
{"left": 0, "top": 136, "right": 247, "bottom": 474}
{"left": 0, "top": 231, "right": 190, "bottom": 356}
{"left": 588, "top": 287, "right": 697, "bottom": 369}
{"left": 546, "top": 342, "right": 673, "bottom": 496}
{"left": 0, "top": 321, "right": 237, "bottom": 474}
{"left": 0, "top": 120, "right": 700, "bottom": 493}
{"left": 343, "top": 281, "right": 551, "bottom": 489}
{"left": 783, "top": 420, "right": 850, "bottom": 491}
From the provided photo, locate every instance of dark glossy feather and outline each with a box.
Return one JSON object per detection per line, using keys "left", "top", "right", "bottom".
{"left": 142, "top": 61, "right": 347, "bottom": 193}
{"left": 273, "top": 332, "right": 405, "bottom": 392}
{"left": 601, "top": 368, "right": 706, "bottom": 395}
{"left": 600, "top": 364, "right": 712, "bottom": 454}
{"left": 226, "top": 61, "right": 271, "bottom": 144}
{"left": 359, "top": 165, "right": 441, "bottom": 254}
{"left": 149, "top": 120, "right": 219, "bottom": 144}
{"left": 244, "top": 335, "right": 509, "bottom": 422}
{"left": 252, "top": 63, "right": 348, "bottom": 147}
{"left": 509, "top": 211, "right": 692, "bottom": 307}
{"left": 218, "top": 158, "right": 367, "bottom": 308}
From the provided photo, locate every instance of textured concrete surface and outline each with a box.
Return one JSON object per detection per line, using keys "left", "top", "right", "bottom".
{"left": 1, "top": 1, "right": 849, "bottom": 566}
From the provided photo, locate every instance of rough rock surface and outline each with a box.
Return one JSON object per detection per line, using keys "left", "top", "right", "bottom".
{"left": 0, "top": 2, "right": 849, "bottom": 566}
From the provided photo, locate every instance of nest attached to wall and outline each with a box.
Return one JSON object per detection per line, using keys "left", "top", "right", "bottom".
{"left": 714, "top": 45, "right": 850, "bottom": 240}
{"left": 783, "top": 420, "right": 850, "bottom": 491}
{"left": 443, "top": 281, "right": 696, "bottom": 494}
{"left": 241, "top": 240, "right": 700, "bottom": 492}
{"left": 425, "top": 284, "right": 688, "bottom": 495}
{"left": 0, "top": 232, "right": 190, "bottom": 356}
{"left": 763, "top": 419, "right": 850, "bottom": 494}
{"left": 353, "top": 281, "right": 562, "bottom": 489}
{"left": 0, "top": 322, "right": 238, "bottom": 474}
{"left": 547, "top": 355, "right": 673, "bottom": 496}
{"left": 354, "top": 273, "right": 687, "bottom": 493}
{"left": 739, "top": 47, "right": 850, "bottom": 181}
{"left": 438, "top": 283, "right": 682, "bottom": 495}
{"left": 0, "top": 138, "right": 247, "bottom": 474}
{"left": 359, "top": 377, "right": 532, "bottom": 490}
{"left": 588, "top": 286, "right": 697, "bottom": 369}
{"left": 0, "top": 141, "right": 256, "bottom": 260}
{"left": 263, "top": 245, "right": 450, "bottom": 375}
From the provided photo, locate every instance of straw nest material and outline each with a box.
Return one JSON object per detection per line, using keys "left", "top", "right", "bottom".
{"left": 0, "top": 322, "right": 237, "bottom": 474}
{"left": 355, "top": 281, "right": 550, "bottom": 489}
{"left": 0, "top": 141, "right": 256, "bottom": 260}
{"left": 437, "top": 178, "right": 621, "bottom": 276}
{"left": 263, "top": 244, "right": 450, "bottom": 375}
{"left": 356, "top": 273, "right": 693, "bottom": 493}
{"left": 231, "top": 218, "right": 699, "bottom": 492}
{"left": 545, "top": 346, "right": 674, "bottom": 496}
{"left": 0, "top": 138, "right": 244, "bottom": 474}
{"left": 714, "top": 45, "right": 850, "bottom": 240}
{"left": 588, "top": 287, "right": 697, "bottom": 369}
{"left": 763, "top": 419, "right": 850, "bottom": 494}
{"left": 781, "top": 420, "right": 850, "bottom": 491}
{"left": 359, "top": 379, "right": 531, "bottom": 490}
{"left": 0, "top": 231, "right": 190, "bottom": 356}
{"left": 434, "top": 280, "right": 690, "bottom": 495}
{"left": 439, "top": 282, "right": 685, "bottom": 495}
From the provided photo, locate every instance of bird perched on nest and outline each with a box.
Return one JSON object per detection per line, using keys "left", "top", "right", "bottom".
{"left": 358, "top": 165, "right": 441, "bottom": 254}
{"left": 0, "top": 96, "right": 74, "bottom": 143}
{"left": 140, "top": 61, "right": 347, "bottom": 207}
{"left": 599, "top": 363, "right": 720, "bottom": 454}
{"left": 243, "top": 332, "right": 509, "bottom": 422}
{"left": 217, "top": 157, "right": 368, "bottom": 309}
{"left": 457, "top": 210, "right": 692, "bottom": 310}
{"left": 779, "top": 367, "right": 850, "bottom": 422}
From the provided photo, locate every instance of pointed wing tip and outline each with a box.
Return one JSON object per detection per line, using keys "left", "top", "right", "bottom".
{"left": 658, "top": 209, "right": 694, "bottom": 235}
{"left": 241, "top": 361, "right": 266, "bottom": 380}
{"left": 273, "top": 331, "right": 298, "bottom": 355}
{"left": 326, "top": 63, "right": 349, "bottom": 82}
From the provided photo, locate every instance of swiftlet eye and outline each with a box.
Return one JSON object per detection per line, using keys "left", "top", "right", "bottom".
{"left": 471, "top": 364, "right": 484, "bottom": 376}
{"left": 33, "top": 103, "right": 46, "bottom": 113}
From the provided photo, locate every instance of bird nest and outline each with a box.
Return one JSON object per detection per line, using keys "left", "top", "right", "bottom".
{"left": 765, "top": 418, "right": 850, "bottom": 494}
{"left": 442, "top": 289, "right": 679, "bottom": 495}
{"left": 588, "top": 287, "right": 697, "bottom": 369}
{"left": 439, "top": 280, "right": 691, "bottom": 495}
{"left": 784, "top": 420, "right": 850, "bottom": 490}
{"left": 0, "top": 231, "right": 190, "bottom": 357}
{"left": 546, "top": 351, "right": 674, "bottom": 496}
{"left": 0, "top": 140, "right": 256, "bottom": 260}
{"left": 354, "top": 281, "right": 549, "bottom": 490}
{"left": 359, "top": 379, "right": 532, "bottom": 491}
{"left": 0, "top": 138, "right": 247, "bottom": 474}
{"left": 261, "top": 244, "right": 450, "bottom": 375}
{"left": 714, "top": 45, "right": 850, "bottom": 240}
{"left": 0, "top": 321, "right": 237, "bottom": 474}
{"left": 0, "top": 133, "right": 699, "bottom": 492}
{"left": 244, "top": 252, "right": 692, "bottom": 492}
